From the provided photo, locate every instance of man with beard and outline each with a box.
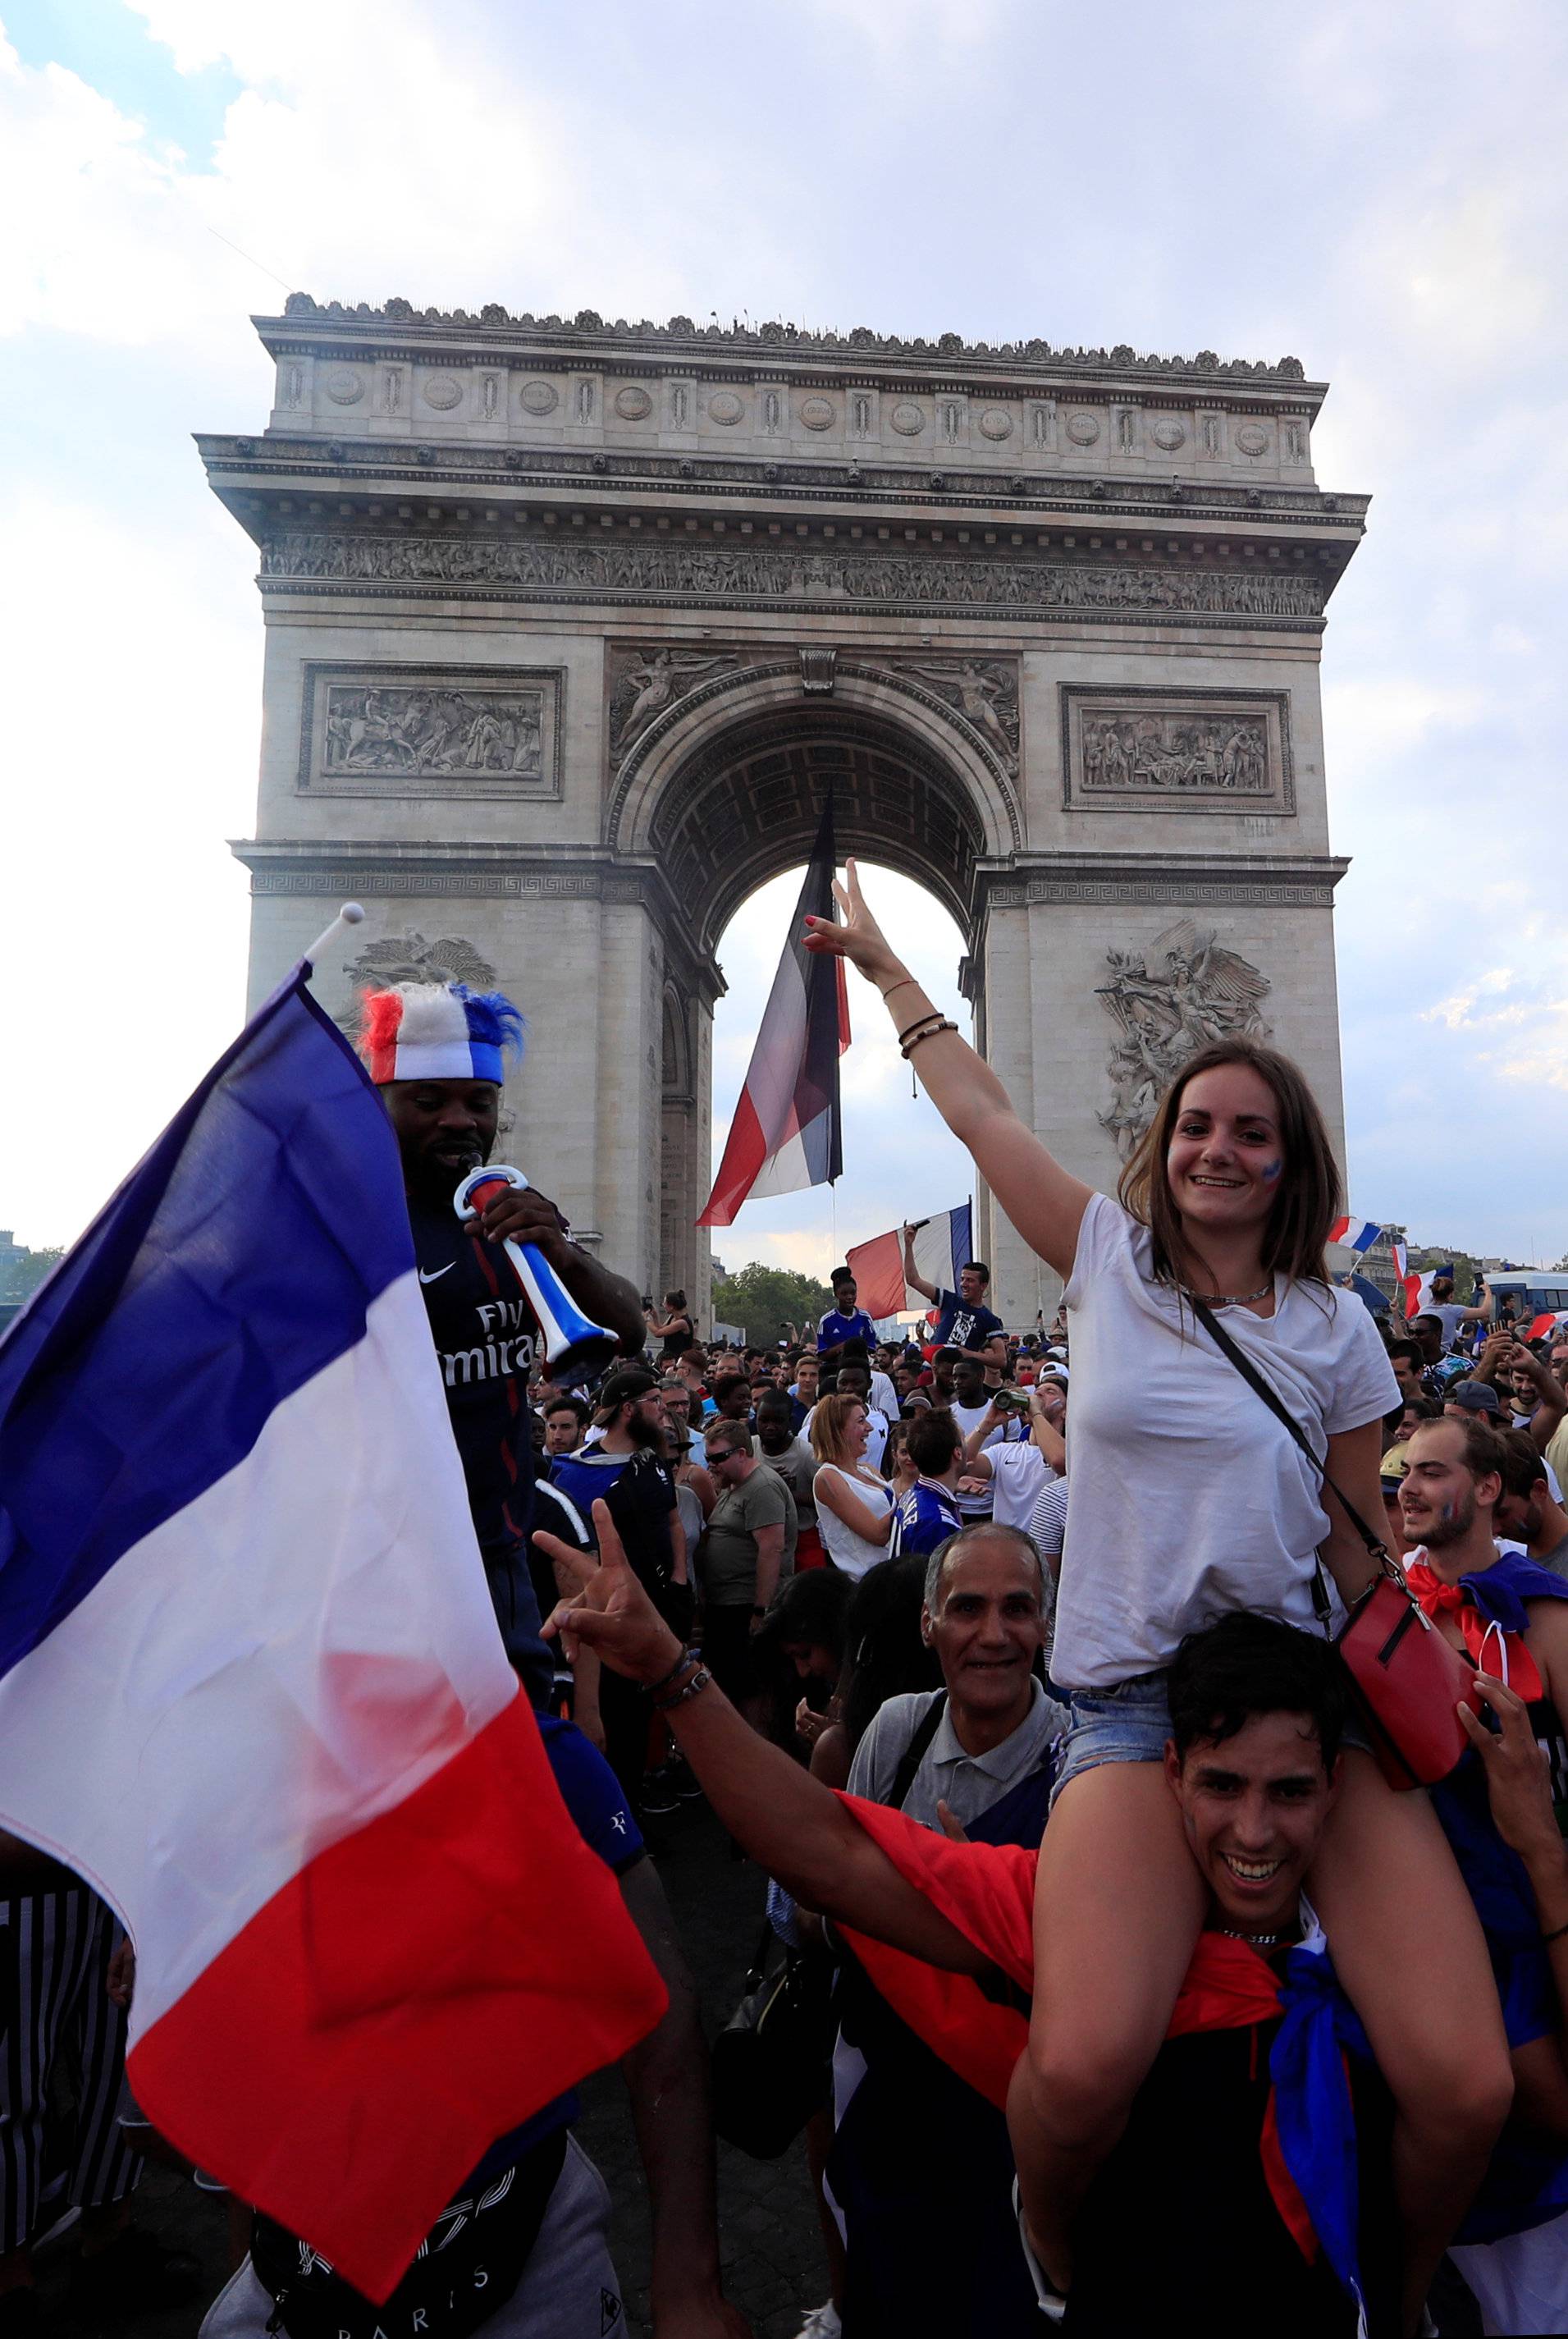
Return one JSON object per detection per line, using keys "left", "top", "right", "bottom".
{"left": 362, "top": 980, "right": 645, "bottom": 1701}
{"left": 1399, "top": 1417, "right": 1568, "bottom": 1801}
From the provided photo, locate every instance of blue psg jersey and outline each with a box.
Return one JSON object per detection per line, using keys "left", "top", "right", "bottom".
{"left": 818, "top": 1307, "right": 877, "bottom": 1353}
{"left": 894, "top": 1479, "right": 962, "bottom": 1559}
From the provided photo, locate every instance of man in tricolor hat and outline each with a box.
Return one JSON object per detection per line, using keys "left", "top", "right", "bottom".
{"left": 360, "top": 980, "right": 646, "bottom": 1699}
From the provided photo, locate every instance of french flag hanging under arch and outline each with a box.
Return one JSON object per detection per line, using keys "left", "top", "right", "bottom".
{"left": 699, "top": 803, "right": 850, "bottom": 1226}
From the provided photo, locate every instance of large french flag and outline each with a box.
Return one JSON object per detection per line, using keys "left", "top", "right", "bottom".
{"left": 845, "top": 1204, "right": 975, "bottom": 1323}
{"left": 699, "top": 803, "right": 849, "bottom": 1226}
{"left": 0, "top": 966, "right": 665, "bottom": 2301}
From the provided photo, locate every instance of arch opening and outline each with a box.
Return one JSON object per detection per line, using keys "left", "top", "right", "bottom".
{"left": 651, "top": 704, "right": 986, "bottom": 960}
{"left": 702, "top": 859, "right": 977, "bottom": 1296}
{"left": 646, "top": 689, "right": 1005, "bottom": 1312}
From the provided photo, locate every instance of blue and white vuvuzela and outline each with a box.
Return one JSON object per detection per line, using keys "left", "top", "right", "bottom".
{"left": 454, "top": 1164, "right": 619, "bottom": 1379}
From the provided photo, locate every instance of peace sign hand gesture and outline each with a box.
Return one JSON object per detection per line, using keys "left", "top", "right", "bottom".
{"left": 534, "top": 1502, "right": 688, "bottom": 1684}
{"left": 802, "top": 856, "right": 902, "bottom": 989}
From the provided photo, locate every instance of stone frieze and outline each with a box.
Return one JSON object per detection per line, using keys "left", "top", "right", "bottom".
{"left": 262, "top": 531, "right": 1324, "bottom": 623}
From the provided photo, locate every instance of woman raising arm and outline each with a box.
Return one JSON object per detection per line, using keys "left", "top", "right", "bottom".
{"left": 806, "top": 861, "right": 1512, "bottom": 2334}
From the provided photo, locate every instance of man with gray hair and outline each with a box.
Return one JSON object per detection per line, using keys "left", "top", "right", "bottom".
{"left": 830, "top": 1521, "right": 1065, "bottom": 2332}
{"left": 848, "top": 1522, "right": 1063, "bottom": 1834}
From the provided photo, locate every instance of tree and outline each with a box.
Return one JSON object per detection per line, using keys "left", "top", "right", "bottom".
{"left": 0, "top": 1245, "right": 62, "bottom": 1303}
{"left": 711, "top": 1263, "right": 834, "bottom": 1346}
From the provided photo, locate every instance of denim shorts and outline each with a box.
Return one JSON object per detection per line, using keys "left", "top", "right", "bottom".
{"left": 1047, "top": 1669, "right": 1175, "bottom": 1808}
{"left": 1047, "top": 1665, "right": 1369, "bottom": 1810}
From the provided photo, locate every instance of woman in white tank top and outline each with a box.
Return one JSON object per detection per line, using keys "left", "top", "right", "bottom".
{"left": 806, "top": 863, "right": 1511, "bottom": 2323}
{"left": 811, "top": 1394, "right": 895, "bottom": 1581}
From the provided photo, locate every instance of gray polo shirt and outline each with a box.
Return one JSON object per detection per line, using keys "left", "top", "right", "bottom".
{"left": 847, "top": 1679, "right": 1065, "bottom": 1832}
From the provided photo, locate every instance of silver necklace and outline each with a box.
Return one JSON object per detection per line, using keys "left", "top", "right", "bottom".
{"left": 1218, "top": 1925, "right": 1292, "bottom": 1947}
{"left": 1182, "top": 1278, "right": 1272, "bottom": 1308}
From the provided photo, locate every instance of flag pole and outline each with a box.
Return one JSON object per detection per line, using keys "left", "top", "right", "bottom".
{"left": 303, "top": 902, "right": 365, "bottom": 972}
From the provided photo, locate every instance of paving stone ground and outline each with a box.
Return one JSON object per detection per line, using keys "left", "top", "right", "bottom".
{"left": 32, "top": 1793, "right": 826, "bottom": 2338}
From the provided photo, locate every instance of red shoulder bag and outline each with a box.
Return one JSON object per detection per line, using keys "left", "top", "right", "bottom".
{"left": 1189, "top": 1295, "right": 1482, "bottom": 1789}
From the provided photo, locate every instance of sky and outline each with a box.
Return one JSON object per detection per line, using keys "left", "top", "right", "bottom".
{"left": 2, "top": 0, "right": 1566, "bottom": 1270}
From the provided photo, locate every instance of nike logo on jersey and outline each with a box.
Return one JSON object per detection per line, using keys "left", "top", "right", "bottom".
{"left": 418, "top": 1264, "right": 455, "bottom": 1284}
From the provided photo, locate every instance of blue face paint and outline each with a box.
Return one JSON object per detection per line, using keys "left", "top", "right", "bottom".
{"left": 1261, "top": 1159, "right": 1282, "bottom": 1183}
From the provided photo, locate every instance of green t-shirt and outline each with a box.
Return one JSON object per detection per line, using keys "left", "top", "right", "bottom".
{"left": 701, "top": 1464, "right": 798, "bottom": 1605}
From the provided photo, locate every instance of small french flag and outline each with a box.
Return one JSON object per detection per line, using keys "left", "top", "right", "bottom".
{"left": 1328, "top": 1215, "right": 1382, "bottom": 1255}
{"left": 1529, "top": 1311, "right": 1568, "bottom": 1343}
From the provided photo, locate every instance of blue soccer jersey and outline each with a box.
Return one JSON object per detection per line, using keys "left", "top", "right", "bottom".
{"left": 894, "top": 1478, "right": 962, "bottom": 1559}
{"left": 818, "top": 1307, "right": 877, "bottom": 1353}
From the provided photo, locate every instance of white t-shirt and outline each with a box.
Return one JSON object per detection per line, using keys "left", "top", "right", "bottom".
{"left": 813, "top": 1464, "right": 894, "bottom": 1580}
{"left": 1052, "top": 1193, "right": 1400, "bottom": 1691}
{"left": 984, "top": 1441, "right": 1054, "bottom": 1533}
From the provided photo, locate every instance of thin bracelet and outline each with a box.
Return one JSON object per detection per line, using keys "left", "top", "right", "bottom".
{"left": 1543, "top": 1917, "right": 1568, "bottom": 1946}
{"left": 647, "top": 1646, "right": 698, "bottom": 1696}
{"left": 653, "top": 1664, "right": 713, "bottom": 1714}
{"left": 896, "top": 1009, "right": 940, "bottom": 1046}
{"left": 901, "top": 1018, "right": 959, "bottom": 1060}
{"left": 880, "top": 974, "right": 921, "bottom": 1002}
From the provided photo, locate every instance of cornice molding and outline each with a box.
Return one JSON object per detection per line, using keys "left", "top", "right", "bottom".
{"left": 199, "top": 436, "right": 1368, "bottom": 535}
{"left": 976, "top": 854, "right": 1349, "bottom": 910}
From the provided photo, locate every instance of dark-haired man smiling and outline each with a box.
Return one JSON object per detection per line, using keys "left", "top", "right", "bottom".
{"left": 537, "top": 1526, "right": 1403, "bottom": 2338}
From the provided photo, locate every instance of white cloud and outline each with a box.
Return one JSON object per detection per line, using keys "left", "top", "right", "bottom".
{"left": 2, "top": 0, "right": 1568, "bottom": 1274}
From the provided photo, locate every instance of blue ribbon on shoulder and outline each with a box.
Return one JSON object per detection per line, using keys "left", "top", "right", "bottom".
{"left": 1456, "top": 1549, "right": 1568, "bottom": 1634}
{"left": 1269, "top": 1940, "right": 1371, "bottom": 2318}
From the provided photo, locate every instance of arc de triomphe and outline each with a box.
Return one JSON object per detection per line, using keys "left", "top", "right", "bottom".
{"left": 203, "top": 297, "right": 1366, "bottom": 1325}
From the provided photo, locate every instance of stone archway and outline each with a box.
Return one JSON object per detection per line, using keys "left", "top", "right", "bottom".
{"left": 620, "top": 671, "right": 1013, "bottom": 1307}
{"left": 213, "top": 298, "right": 1364, "bottom": 1327}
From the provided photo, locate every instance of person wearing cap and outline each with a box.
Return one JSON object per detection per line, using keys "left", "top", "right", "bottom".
{"left": 1446, "top": 1379, "right": 1506, "bottom": 1426}
{"left": 360, "top": 979, "right": 645, "bottom": 1704}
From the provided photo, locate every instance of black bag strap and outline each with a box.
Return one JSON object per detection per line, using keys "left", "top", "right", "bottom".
{"left": 889, "top": 1692, "right": 949, "bottom": 1811}
{"left": 1185, "top": 1293, "right": 1392, "bottom": 1614}
{"left": 742, "top": 1917, "right": 778, "bottom": 1991}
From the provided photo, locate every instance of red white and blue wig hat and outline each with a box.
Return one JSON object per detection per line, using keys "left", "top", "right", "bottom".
{"left": 358, "top": 982, "right": 525, "bottom": 1087}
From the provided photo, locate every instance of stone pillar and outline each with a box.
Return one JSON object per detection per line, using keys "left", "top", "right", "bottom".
{"left": 973, "top": 890, "right": 1052, "bottom": 1330}
{"left": 592, "top": 894, "right": 665, "bottom": 1293}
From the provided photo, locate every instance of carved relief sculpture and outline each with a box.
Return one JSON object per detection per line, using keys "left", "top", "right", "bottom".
{"left": 905, "top": 660, "right": 1020, "bottom": 772}
{"left": 265, "top": 531, "right": 1326, "bottom": 623}
{"left": 1096, "top": 921, "right": 1273, "bottom": 1156}
{"left": 345, "top": 929, "right": 500, "bottom": 992}
{"left": 1063, "top": 689, "right": 1292, "bottom": 814}
{"left": 323, "top": 683, "right": 545, "bottom": 777}
{"left": 1081, "top": 711, "right": 1268, "bottom": 794}
{"left": 609, "top": 648, "right": 743, "bottom": 759}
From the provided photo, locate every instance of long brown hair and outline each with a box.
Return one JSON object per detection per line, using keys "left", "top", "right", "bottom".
{"left": 1118, "top": 1039, "right": 1341, "bottom": 1289}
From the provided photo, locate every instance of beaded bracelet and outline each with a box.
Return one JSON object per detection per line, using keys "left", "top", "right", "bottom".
{"left": 901, "top": 1018, "right": 959, "bottom": 1060}
{"left": 896, "top": 1009, "right": 940, "bottom": 1046}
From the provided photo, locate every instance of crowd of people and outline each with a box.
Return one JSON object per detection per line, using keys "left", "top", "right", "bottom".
{"left": 8, "top": 936, "right": 1568, "bottom": 2339}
